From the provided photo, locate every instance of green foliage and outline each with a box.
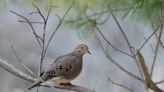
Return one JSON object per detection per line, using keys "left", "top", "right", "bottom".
{"left": 64, "top": 0, "right": 164, "bottom": 37}
{"left": 106, "top": 0, "right": 163, "bottom": 23}
{"left": 0, "top": 0, "right": 163, "bottom": 37}
{"left": 64, "top": 14, "right": 97, "bottom": 39}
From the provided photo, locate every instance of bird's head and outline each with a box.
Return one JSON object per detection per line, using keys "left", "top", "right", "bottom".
{"left": 74, "top": 44, "right": 91, "bottom": 55}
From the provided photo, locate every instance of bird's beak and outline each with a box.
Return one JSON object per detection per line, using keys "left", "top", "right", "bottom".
{"left": 88, "top": 50, "right": 91, "bottom": 55}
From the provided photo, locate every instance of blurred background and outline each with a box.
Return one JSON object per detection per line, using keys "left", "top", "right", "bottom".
{"left": 0, "top": 0, "right": 164, "bottom": 92}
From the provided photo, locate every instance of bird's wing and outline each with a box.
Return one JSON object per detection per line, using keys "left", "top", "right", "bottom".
{"left": 44, "top": 53, "right": 78, "bottom": 79}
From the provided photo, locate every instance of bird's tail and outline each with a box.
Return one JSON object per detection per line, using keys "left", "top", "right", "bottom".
{"left": 28, "top": 81, "right": 42, "bottom": 90}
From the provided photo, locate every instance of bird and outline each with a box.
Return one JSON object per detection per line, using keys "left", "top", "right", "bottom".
{"left": 28, "top": 44, "right": 91, "bottom": 90}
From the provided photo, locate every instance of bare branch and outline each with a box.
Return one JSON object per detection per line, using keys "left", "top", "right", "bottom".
{"left": 107, "top": 6, "right": 134, "bottom": 56}
{"left": 149, "top": 9, "right": 164, "bottom": 49}
{"left": 155, "top": 80, "right": 164, "bottom": 84}
{"left": 138, "top": 31, "right": 156, "bottom": 53}
{"left": 10, "top": 10, "right": 43, "bottom": 48}
{"left": 107, "top": 77, "right": 133, "bottom": 92}
{"left": 136, "top": 50, "right": 164, "bottom": 92}
{"left": 84, "top": 13, "right": 133, "bottom": 58}
{"left": 107, "top": 5, "right": 144, "bottom": 80}
{"left": 136, "top": 50, "right": 149, "bottom": 80}
{"left": 41, "top": 81, "right": 94, "bottom": 92}
{"left": 105, "top": 52, "right": 143, "bottom": 82}
{"left": 0, "top": 58, "right": 37, "bottom": 82}
{"left": 10, "top": 45, "right": 34, "bottom": 75}
{"left": 33, "top": 4, "right": 46, "bottom": 25}
{"left": 30, "top": 4, "right": 48, "bottom": 76}
{"left": 29, "top": 11, "right": 39, "bottom": 15}
{"left": 94, "top": 25, "right": 133, "bottom": 58}
{"left": 92, "top": 29, "right": 143, "bottom": 82}
{"left": 18, "top": 20, "right": 44, "bottom": 24}
{"left": 150, "top": 8, "right": 164, "bottom": 76}
{"left": 43, "top": 0, "right": 75, "bottom": 58}
{"left": 45, "top": 5, "right": 52, "bottom": 25}
{"left": 55, "top": 14, "right": 61, "bottom": 22}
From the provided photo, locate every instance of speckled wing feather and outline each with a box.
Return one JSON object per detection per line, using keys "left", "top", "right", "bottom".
{"left": 45, "top": 53, "right": 82, "bottom": 80}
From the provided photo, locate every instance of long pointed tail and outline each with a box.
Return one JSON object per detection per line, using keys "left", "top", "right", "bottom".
{"left": 28, "top": 81, "right": 42, "bottom": 90}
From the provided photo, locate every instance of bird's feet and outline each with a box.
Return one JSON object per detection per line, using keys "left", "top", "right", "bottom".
{"left": 52, "top": 77, "right": 72, "bottom": 85}
{"left": 60, "top": 82, "right": 72, "bottom": 85}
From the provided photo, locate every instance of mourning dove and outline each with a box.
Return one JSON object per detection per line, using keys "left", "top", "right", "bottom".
{"left": 28, "top": 44, "right": 91, "bottom": 90}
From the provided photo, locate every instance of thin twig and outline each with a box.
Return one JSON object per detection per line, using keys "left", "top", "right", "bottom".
{"left": 107, "top": 77, "right": 133, "bottom": 92}
{"left": 150, "top": 8, "right": 164, "bottom": 76}
{"left": 138, "top": 31, "right": 157, "bottom": 53}
{"left": 30, "top": 4, "right": 54, "bottom": 77}
{"left": 154, "top": 33, "right": 164, "bottom": 48}
{"left": 84, "top": 13, "right": 133, "bottom": 58}
{"left": 33, "top": 4, "right": 46, "bottom": 25}
{"left": 92, "top": 28, "right": 143, "bottom": 82}
{"left": 149, "top": 9, "right": 164, "bottom": 49}
{"left": 95, "top": 25, "right": 133, "bottom": 58}
{"left": 18, "top": 20, "right": 44, "bottom": 24}
{"left": 10, "top": 10, "right": 43, "bottom": 48}
{"left": 107, "top": 6, "right": 133, "bottom": 55}
{"left": 10, "top": 45, "right": 34, "bottom": 75}
{"left": 105, "top": 51, "right": 143, "bottom": 82}
{"left": 43, "top": 0, "right": 75, "bottom": 58}
{"left": 45, "top": 5, "right": 52, "bottom": 25}
{"left": 0, "top": 58, "right": 37, "bottom": 82}
{"left": 155, "top": 80, "right": 164, "bottom": 84}
{"left": 107, "top": 5, "right": 144, "bottom": 80}
{"left": 29, "top": 11, "right": 39, "bottom": 15}
{"left": 38, "top": 1, "right": 75, "bottom": 77}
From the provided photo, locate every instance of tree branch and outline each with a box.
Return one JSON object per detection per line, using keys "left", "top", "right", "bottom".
{"left": 150, "top": 7, "right": 164, "bottom": 76}
{"left": 0, "top": 58, "right": 93, "bottom": 92}
{"left": 0, "top": 58, "right": 36, "bottom": 82}
{"left": 84, "top": 13, "right": 133, "bottom": 58}
{"left": 41, "top": 81, "right": 94, "bottom": 92}
{"left": 107, "top": 77, "right": 133, "bottom": 92}
{"left": 107, "top": 5, "right": 145, "bottom": 81}
{"left": 43, "top": 0, "right": 75, "bottom": 57}
{"left": 10, "top": 10, "right": 43, "bottom": 48}
{"left": 136, "top": 50, "right": 164, "bottom": 92}
{"left": 92, "top": 28, "right": 143, "bottom": 82}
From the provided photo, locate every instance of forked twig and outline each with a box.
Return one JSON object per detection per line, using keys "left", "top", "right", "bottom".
{"left": 138, "top": 31, "right": 157, "bottom": 53}
{"left": 150, "top": 8, "right": 164, "bottom": 76}
{"left": 43, "top": 0, "right": 76, "bottom": 58}
{"left": 0, "top": 58, "right": 37, "bottom": 82}
{"left": 107, "top": 5, "right": 144, "bottom": 80}
{"left": 92, "top": 28, "right": 143, "bottom": 82}
{"left": 10, "top": 45, "right": 34, "bottom": 75}
{"left": 107, "top": 6, "right": 133, "bottom": 56}
{"left": 84, "top": 13, "right": 133, "bottom": 58}
{"left": 10, "top": 10, "right": 43, "bottom": 48}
